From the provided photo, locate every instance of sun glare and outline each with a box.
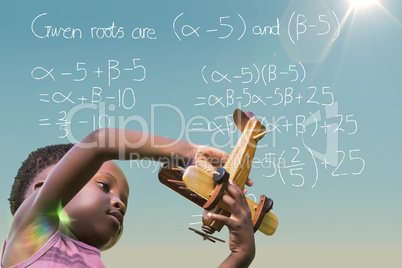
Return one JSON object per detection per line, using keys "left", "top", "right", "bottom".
{"left": 351, "top": 0, "right": 379, "bottom": 8}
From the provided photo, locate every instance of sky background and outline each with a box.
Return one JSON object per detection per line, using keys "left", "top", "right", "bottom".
{"left": 0, "top": 0, "right": 401, "bottom": 267}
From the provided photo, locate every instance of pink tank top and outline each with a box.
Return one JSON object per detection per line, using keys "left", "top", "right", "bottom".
{"left": 0, "top": 230, "right": 105, "bottom": 267}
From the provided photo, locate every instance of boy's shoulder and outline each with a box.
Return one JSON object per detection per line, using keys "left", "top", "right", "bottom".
{"left": 1, "top": 190, "right": 58, "bottom": 267}
{"left": 1, "top": 230, "right": 105, "bottom": 267}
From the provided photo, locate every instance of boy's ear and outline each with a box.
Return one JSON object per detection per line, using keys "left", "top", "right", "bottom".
{"left": 34, "top": 181, "right": 45, "bottom": 191}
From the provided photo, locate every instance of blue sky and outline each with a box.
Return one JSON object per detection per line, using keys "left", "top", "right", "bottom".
{"left": 1, "top": 1, "right": 401, "bottom": 267}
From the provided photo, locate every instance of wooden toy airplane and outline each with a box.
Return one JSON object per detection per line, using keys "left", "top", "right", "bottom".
{"left": 158, "top": 109, "right": 278, "bottom": 242}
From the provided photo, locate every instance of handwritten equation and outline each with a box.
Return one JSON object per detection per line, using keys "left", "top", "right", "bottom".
{"left": 28, "top": 6, "right": 366, "bottom": 190}
{"left": 201, "top": 62, "right": 306, "bottom": 85}
{"left": 192, "top": 59, "right": 365, "bottom": 188}
{"left": 33, "top": 59, "right": 145, "bottom": 137}
{"left": 31, "top": 59, "right": 146, "bottom": 86}
{"left": 173, "top": 11, "right": 340, "bottom": 43}
{"left": 31, "top": 9, "right": 340, "bottom": 45}
{"left": 38, "top": 103, "right": 125, "bottom": 139}
{"left": 194, "top": 86, "right": 337, "bottom": 108}
{"left": 188, "top": 112, "right": 364, "bottom": 189}
{"left": 260, "top": 147, "right": 365, "bottom": 188}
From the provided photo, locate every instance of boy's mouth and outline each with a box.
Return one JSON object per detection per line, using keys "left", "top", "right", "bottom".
{"left": 108, "top": 210, "right": 124, "bottom": 226}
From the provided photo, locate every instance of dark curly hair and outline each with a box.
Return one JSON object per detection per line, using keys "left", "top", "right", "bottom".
{"left": 9, "top": 143, "right": 74, "bottom": 215}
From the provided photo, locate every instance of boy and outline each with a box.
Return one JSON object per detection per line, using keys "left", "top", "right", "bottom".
{"left": 1, "top": 128, "right": 255, "bottom": 267}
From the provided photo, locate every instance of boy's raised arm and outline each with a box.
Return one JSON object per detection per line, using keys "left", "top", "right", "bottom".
{"left": 13, "top": 128, "right": 228, "bottom": 232}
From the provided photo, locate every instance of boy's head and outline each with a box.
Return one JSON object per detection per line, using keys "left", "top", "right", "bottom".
{"left": 9, "top": 144, "right": 75, "bottom": 215}
{"left": 63, "top": 160, "right": 129, "bottom": 250}
{"left": 9, "top": 144, "right": 130, "bottom": 251}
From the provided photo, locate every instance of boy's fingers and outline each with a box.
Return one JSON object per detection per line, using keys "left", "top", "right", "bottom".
{"left": 221, "top": 193, "right": 242, "bottom": 217}
{"left": 210, "top": 149, "right": 229, "bottom": 167}
{"left": 194, "top": 147, "right": 229, "bottom": 174}
{"left": 206, "top": 212, "right": 233, "bottom": 229}
{"left": 246, "top": 178, "right": 253, "bottom": 187}
{"left": 202, "top": 161, "right": 217, "bottom": 175}
{"left": 226, "top": 182, "right": 248, "bottom": 211}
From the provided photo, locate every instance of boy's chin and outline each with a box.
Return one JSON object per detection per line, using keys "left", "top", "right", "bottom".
{"left": 98, "top": 227, "right": 123, "bottom": 251}
{"left": 64, "top": 222, "right": 123, "bottom": 251}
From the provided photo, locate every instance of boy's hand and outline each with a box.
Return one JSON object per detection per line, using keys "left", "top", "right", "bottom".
{"left": 190, "top": 145, "right": 253, "bottom": 191}
{"left": 207, "top": 181, "right": 256, "bottom": 268}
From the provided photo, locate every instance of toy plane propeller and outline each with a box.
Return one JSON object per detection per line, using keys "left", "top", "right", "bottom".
{"left": 159, "top": 109, "right": 278, "bottom": 242}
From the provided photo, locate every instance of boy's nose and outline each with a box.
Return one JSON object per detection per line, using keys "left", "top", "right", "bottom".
{"left": 111, "top": 198, "right": 126, "bottom": 215}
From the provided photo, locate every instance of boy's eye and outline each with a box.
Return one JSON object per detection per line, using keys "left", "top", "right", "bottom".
{"left": 98, "top": 182, "right": 110, "bottom": 192}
